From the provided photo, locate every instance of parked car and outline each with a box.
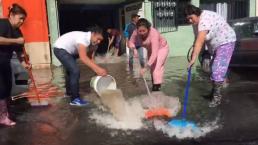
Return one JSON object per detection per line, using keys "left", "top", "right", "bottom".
{"left": 229, "top": 17, "right": 258, "bottom": 67}
{"left": 10, "top": 52, "right": 29, "bottom": 96}
{"left": 199, "top": 17, "right": 258, "bottom": 71}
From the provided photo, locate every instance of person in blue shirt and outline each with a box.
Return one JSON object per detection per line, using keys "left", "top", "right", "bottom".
{"left": 124, "top": 13, "right": 145, "bottom": 70}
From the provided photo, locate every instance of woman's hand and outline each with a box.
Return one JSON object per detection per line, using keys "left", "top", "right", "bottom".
{"left": 188, "top": 60, "right": 195, "bottom": 69}
{"left": 16, "top": 37, "right": 25, "bottom": 45}
{"left": 140, "top": 68, "right": 147, "bottom": 77}
{"left": 21, "top": 61, "right": 32, "bottom": 70}
{"left": 96, "top": 67, "right": 107, "bottom": 76}
{"left": 187, "top": 31, "right": 207, "bottom": 69}
{"left": 140, "top": 65, "right": 150, "bottom": 77}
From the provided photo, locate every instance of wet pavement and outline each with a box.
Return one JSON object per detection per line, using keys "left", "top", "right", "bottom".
{"left": 1, "top": 56, "right": 258, "bottom": 145}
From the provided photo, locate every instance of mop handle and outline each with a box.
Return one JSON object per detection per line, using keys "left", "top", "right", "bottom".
{"left": 143, "top": 77, "right": 152, "bottom": 97}
{"left": 22, "top": 47, "right": 41, "bottom": 103}
{"left": 181, "top": 67, "right": 192, "bottom": 119}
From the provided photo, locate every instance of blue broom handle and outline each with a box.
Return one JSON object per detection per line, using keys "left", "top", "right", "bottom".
{"left": 181, "top": 67, "right": 192, "bottom": 119}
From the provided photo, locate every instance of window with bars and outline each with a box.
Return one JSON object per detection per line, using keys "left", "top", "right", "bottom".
{"left": 151, "top": 0, "right": 177, "bottom": 33}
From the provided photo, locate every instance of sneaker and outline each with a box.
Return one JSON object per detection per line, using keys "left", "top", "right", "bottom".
{"left": 209, "top": 95, "right": 222, "bottom": 108}
{"left": 69, "top": 98, "right": 89, "bottom": 106}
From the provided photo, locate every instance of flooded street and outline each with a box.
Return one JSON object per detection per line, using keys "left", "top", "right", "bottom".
{"left": 1, "top": 56, "right": 258, "bottom": 145}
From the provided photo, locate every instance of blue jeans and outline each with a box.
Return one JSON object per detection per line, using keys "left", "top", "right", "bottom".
{"left": 54, "top": 48, "right": 80, "bottom": 101}
{"left": 129, "top": 47, "right": 145, "bottom": 68}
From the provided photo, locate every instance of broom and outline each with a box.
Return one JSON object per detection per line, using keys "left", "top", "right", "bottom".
{"left": 22, "top": 47, "right": 48, "bottom": 106}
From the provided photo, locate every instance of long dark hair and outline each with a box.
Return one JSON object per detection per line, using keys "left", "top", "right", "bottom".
{"left": 8, "top": 3, "right": 27, "bottom": 17}
{"left": 136, "top": 18, "right": 151, "bottom": 30}
{"left": 184, "top": 4, "right": 202, "bottom": 16}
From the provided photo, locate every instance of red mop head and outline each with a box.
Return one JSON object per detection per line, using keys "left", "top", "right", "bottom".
{"left": 28, "top": 98, "right": 49, "bottom": 106}
{"left": 145, "top": 107, "right": 172, "bottom": 119}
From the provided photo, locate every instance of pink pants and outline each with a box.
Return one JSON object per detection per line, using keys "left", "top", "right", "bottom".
{"left": 211, "top": 42, "right": 235, "bottom": 82}
{"left": 150, "top": 48, "right": 169, "bottom": 84}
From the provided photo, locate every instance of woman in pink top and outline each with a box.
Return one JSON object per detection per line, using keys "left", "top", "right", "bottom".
{"left": 129, "top": 18, "right": 169, "bottom": 91}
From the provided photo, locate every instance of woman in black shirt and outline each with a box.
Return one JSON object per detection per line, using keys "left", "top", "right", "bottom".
{"left": 0, "top": 3, "right": 28, "bottom": 126}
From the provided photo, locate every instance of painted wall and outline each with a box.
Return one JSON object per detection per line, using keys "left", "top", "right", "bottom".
{"left": 257, "top": 0, "right": 258, "bottom": 16}
{"left": 1, "top": 0, "right": 51, "bottom": 68}
{"left": 250, "top": 0, "right": 256, "bottom": 17}
{"left": 2, "top": 0, "right": 49, "bottom": 42}
{"left": 46, "top": 0, "right": 61, "bottom": 66}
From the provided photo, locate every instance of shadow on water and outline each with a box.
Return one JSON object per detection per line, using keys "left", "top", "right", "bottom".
{"left": 1, "top": 56, "right": 258, "bottom": 145}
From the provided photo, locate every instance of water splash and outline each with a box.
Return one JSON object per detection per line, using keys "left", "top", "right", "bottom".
{"left": 89, "top": 90, "right": 219, "bottom": 139}
{"left": 89, "top": 90, "right": 180, "bottom": 130}
{"left": 153, "top": 117, "right": 220, "bottom": 139}
{"left": 90, "top": 89, "right": 145, "bottom": 130}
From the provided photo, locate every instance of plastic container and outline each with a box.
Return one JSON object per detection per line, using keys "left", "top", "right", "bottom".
{"left": 90, "top": 75, "right": 117, "bottom": 96}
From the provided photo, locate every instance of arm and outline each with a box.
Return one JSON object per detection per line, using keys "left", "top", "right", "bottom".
{"left": 124, "top": 24, "right": 130, "bottom": 46}
{"left": 110, "top": 36, "right": 115, "bottom": 45}
{"left": 108, "top": 36, "right": 115, "bottom": 51}
{"left": 147, "top": 33, "right": 160, "bottom": 66}
{"left": 0, "top": 37, "right": 24, "bottom": 45}
{"left": 87, "top": 50, "right": 95, "bottom": 61}
{"left": 128, "top": 30, "right": 137, "bottom": 49}
{"left": 123, "top": 24, "right": 129, "bottom": 40}
{"left": 19, "top": 48, "right": 32, "bottom": 69}
{"left": 78, "top": 44, "right": 107, "bottom": 76}
{"left": 0, "top": 21, "right": 24, "bottom": 45}
{"left": 188, "top": 31, "right": 207, "bottom": 67}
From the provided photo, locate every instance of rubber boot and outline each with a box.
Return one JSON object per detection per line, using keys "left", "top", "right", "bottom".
{"left": 203, "top": 86, "right": 214, "bottom": 100}
{"left": 152, "top": 84, "right": 161, "bottom": 91}
{"left": 0, "top": 100, "right": 16, "bottom": 126}
{"left": 209, "top": 82, "right": 223, "bottom": 107}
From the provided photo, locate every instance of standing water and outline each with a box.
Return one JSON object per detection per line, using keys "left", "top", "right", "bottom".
{"left": 89, "top": 88, "right": 219, "bottom": 139}
{"left": 89, "top": 56, "right": 220, "bottom": 139}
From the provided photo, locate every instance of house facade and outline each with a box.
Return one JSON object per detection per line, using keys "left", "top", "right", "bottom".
{"left": 0, "top": 0, "right": 257, "bottom": 67}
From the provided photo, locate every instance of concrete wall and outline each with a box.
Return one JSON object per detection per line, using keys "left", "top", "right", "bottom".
{"left": 25, "top": 42, "right": 51, "bottom": 69}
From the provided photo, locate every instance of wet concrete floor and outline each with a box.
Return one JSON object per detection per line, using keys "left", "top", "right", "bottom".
{"left": 1, "top": 56, "right": 258, "bottom": 145}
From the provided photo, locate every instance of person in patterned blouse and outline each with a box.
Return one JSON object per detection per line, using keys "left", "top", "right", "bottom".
{"left": 185, "top": 4, "right": 236, "bottom": 107}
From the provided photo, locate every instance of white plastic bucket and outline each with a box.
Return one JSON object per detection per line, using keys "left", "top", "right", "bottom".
{"left": 90, "top": 75, "right": 117, "bottom": 96}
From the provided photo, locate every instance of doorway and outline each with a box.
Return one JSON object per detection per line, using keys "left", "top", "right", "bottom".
{"left": 58, "top": 4, "right": 120, "bottom": 54}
